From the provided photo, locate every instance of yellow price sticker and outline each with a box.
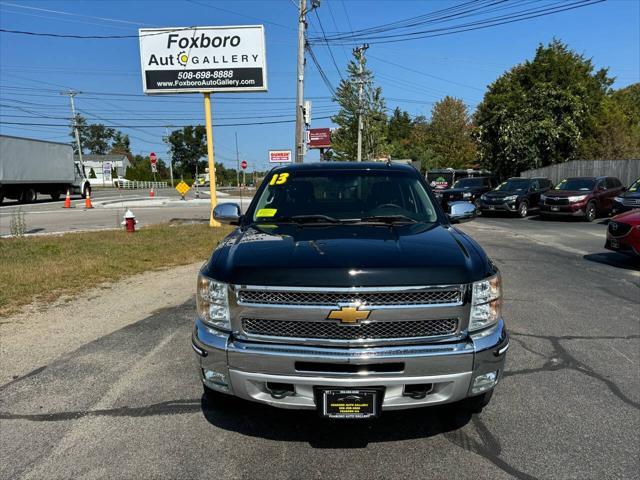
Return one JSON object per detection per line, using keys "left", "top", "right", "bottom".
{"left": 269, "top": 173, "right": 290, "bottom": 185}
{"left": 256, "top": 208, "right": 277, "bottom": 218}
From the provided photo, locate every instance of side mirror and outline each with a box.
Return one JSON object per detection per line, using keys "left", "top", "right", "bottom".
{"left": 597, "top": 184, "right": 605, "bottom": 191}
{"left": 213, "top": 202, "right": 242, "bottom": 225}
{"left": 448, "top": 201, "right": 476, "bottom": 224}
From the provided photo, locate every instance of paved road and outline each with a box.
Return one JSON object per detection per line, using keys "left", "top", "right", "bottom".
{"left": 0, "top": 188, "right": 254, "bottom": 236}
{"left": 1, "top": 217, "right": 638, "bottom": 479}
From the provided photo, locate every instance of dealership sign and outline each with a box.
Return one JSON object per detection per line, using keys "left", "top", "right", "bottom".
{"left": 269, "top": 150, "right": 292, "bottom": 163}
{"left": 138, "top": 25, "right": 267, "bottom": 94}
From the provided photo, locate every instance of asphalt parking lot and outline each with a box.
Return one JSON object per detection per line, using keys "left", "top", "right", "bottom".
{"left": 1, "top": 215, "right": 638, "bottom": 480}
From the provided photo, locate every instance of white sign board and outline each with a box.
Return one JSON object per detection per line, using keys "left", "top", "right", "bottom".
{"left": 269, "top": 150, "right": 292, "bottom": 163}
{"left": 102, "top": 162, "right": 112, "bottom": 181}
{"left": 138, "top": 25, "right": 267, "bottom": 94}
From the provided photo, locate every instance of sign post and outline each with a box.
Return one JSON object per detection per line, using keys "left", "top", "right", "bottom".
{"left": 203, "top": 92, "right": 220, "bottom": 227}
{"left": 139, "top": 25, "right": 267, "bottom": 227}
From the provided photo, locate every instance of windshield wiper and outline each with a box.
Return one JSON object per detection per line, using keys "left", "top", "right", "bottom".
{"left": 357, "top": 215, "right": 419, "bottom": 224}
{"left": 271, "top": 214, "right": 343, "bottom": 224}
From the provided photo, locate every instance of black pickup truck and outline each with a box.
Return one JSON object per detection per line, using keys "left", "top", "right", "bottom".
{"left": 192, "top": 162, "right": 508, "bottom": 419}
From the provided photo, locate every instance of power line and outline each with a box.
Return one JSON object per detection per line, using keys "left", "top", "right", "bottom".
{"left": 309, "top": 0, "right": 604, "bottom": 45}
{"left": 306, "top": 43, "right": 336, "bottom": 96}
{"left": 313, "top": 9, "right": 344, "bottom": 81}
{"left": 0, "top": 115, "right": 334, "bottom": 128}
{"left": 0, "top": 2, "right": 153, "bottom": 26}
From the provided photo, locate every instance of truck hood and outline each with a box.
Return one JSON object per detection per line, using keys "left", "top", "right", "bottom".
{"left": 545, "top": 189, "right": 592, "bottom": 197}
{"left": 203, "top": 223, "right": 494, "bottom": 287}
{"left": 484, "top": 190, "right": 523, "bottom": 198}
{"left": 442, "top": 187, "right": 483, "bottom": 195}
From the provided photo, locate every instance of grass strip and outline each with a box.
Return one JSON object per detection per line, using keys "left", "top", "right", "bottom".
{"left": 0, "top": 223, "right": 232, "bottom": 317}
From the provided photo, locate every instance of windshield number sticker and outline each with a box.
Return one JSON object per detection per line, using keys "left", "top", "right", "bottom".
{"left": 256, "top": 208, "right": 277, "bottom": 218}
{"left": 269, "top": 173, "right": 289, "bottom": 185}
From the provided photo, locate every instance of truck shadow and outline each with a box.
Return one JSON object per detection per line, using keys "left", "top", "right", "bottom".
{"left": 201, "top": 394, "right": 472, "bottom": 448}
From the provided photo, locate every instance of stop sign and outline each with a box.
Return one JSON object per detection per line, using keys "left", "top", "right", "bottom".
{"left": 149, "top": 152, "right": 157, "bottom": 164}
{"left": 241, "top": 160, "right": 247, "bottom": 170}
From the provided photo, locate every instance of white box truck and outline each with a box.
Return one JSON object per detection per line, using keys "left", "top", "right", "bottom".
{"left": 0, "top": 135, "right": 91, "bottom": 204}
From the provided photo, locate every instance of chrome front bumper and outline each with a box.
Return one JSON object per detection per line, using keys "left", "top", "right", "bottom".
{"left": 192, "top": 318, "right": 508, "bottom": 411}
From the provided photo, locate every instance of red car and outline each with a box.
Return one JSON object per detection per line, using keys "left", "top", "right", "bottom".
{"left": 605, "top": 210, "right": 640, "bottom": 257}
{"left": 540, "top": 176, "right": 624, "bottom": 221}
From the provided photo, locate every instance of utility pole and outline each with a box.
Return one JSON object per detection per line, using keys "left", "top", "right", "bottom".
{"left": 235, "top": 132, "right": 240, "bottom": 187}
{"left": 295, "top": 0, "right": 307, "bottom": 164}
{"left": 61, "top": 90, "right": 83, "bottom": 165}
{"left": 164, "top": 125, "right": 174, "bottom": 187}
{"left": 295, "top": 0, "right": 319, "bottom": 163}
{"left": 354, "top": 44, "right": 368, "bottom": 162}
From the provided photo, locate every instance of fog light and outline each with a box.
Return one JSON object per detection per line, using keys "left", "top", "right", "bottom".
{"left": 202, "top": 369, "right": 229, "bottom": 392}
{"left": 471, "top": 371, "right": 498, "bottom": 394}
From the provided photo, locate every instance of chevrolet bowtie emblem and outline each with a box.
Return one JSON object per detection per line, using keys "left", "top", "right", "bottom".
{"left": 327, "top": 306, "right": 371, "bottom": 324}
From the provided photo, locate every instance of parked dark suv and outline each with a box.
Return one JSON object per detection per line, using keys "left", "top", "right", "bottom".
{"left": 539, "top": 176, "right": 625, "bottom": 221}
{"left": 439, "top": 176, "right": 498, "bottom": 212}
{"left": 479, "top": 177, "right": 553, "bottom": 217}
{"left": 612, "top": 178, "right": 640, "bottom": 215}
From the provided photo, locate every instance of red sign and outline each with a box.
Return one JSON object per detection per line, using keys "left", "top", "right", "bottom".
{"left": 149, "top": 152, "right": 157, "bottom": 164}
{"left": 241, "top": 160, "right": 248, "bottom": 170}
{"left": 269, "top": 150, "right": 292, "bottom": 163}
{"left": 308, "top": 128, "right": 331, "bottom": 149}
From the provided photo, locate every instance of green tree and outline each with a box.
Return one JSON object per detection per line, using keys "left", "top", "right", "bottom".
{"left": 110, "top": 131, "right": 131, "bottom": 155}
{"left": 167, "top": 126, "right": 207, "bottom": 177}
{"left": 475, "top": 39, "right": 613, "bottom": 178}
{"left": 331, "top": 49, "right": 387, "bottom": 160}
{"left": 428, "top": 96, "right": 476, "bottom": 169}
{"left": 387, "top": 108, "right": 413, "bottom": 159}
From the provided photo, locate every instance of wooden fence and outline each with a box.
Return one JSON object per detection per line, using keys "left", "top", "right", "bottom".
{"left": 520, "top": 159, "right": 640, "bottom": 186}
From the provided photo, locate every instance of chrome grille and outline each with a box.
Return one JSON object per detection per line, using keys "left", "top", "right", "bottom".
{"left": 622, "top": 198, "right": 640, "bottom": 207}
{"left": 237, "top": 289, "right": 462, "bottom": 306}
{"left": 242, "top": 318, "right": 458, "bottom": 340}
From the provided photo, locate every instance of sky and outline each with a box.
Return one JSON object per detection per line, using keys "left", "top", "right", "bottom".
{"left": 0, "top": 0, "right": 638, "bottom": 172}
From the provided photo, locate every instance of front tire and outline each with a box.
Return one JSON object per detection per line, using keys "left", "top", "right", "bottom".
{"left": 462, "top": 390, "right": 493, "bottom": 413}
{"left": 585, "top": 201, "right": 597, "bottom": 222}
{"left": 474, "top": 199, "right": 482, "bottom": 216}
{"left": 517, "top": 201, "right": 528, "bottom": 218}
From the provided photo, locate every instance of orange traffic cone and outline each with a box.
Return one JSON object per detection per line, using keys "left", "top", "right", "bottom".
{"left": 63, "top": 189, "right": 72, "bottom": 208}
{"left": 85, "top": 191, "right": 93, "bottom": 209}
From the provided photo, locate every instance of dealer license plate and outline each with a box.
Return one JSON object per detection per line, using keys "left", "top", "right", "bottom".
{"left": 319, "top": 389, "right": 380, "bottom": 419}
{"left": 551, "top": 206, "right": 560, "bottom": 211}
{"left": 610, "top": 238, "right": 620, "bottom": 249}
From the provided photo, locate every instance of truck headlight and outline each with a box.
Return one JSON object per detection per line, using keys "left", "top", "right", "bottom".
{"left": 613, "top": 196, "right": 623, "bottom": 203}
{"left": 469, "top": 274, "right": 502, "bottom": 332}
{"left": 480, "top": 194, "right": 487, "bottom": 201}
{"left": 503, "top": 195, "right": 517, "bottom": 202}
{"left": 540, "top": 194, "right": 547, "bottom": 201}
{"left": 567, "top": 194, "right": 588, "bottom": 203}
{"left": 196, "top": 274, "right": 230, "bottom": 330}
{"left": 463, "top": 192, "right": 472, "bottom": 198}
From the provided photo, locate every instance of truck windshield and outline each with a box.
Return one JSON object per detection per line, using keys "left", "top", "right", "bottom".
{"left": 453, "top": 178, "right": 484, "bottom": 188}
{"left": 251, "top": 170, "right": 438, "bottom": 224}
{"left": 496, "top": 179, "right": 530, "bottom": 191}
